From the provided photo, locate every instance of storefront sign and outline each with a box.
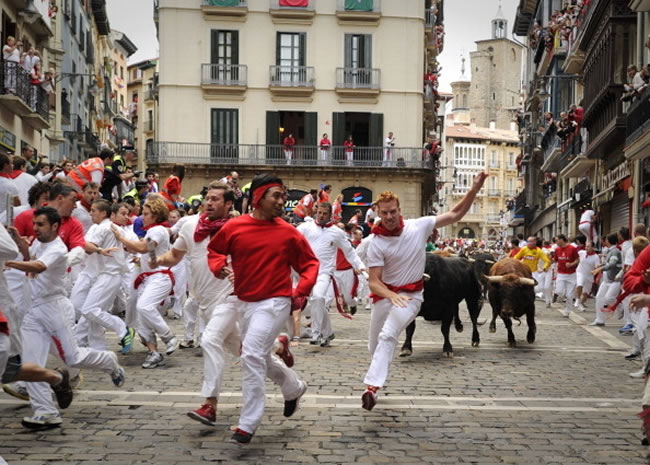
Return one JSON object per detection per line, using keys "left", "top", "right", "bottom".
{"left": 0, "top": 126, "right": 16, "bottom": 153}
{"left": 285, "top": 189, "right": 308, "bottom": 212}
{"left": 341, "top": 187, "right": 373, "bottom": 206}
{"left": 604, "top": 162, "right": 631, "bottom": 187}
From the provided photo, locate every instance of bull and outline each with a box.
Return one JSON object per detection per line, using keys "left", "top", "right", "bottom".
{"left": 400, "top": 252, "right": 483, "bottom": 358}
{"left": 468, "top": 252, "right": 497, "bottom": 300}
{"left": 486, "top": 258, "right": 537, "bottom": 347}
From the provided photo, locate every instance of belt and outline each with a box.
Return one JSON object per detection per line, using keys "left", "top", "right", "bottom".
{"left": 371, "top": 279, "right": 424, "bottom": 303}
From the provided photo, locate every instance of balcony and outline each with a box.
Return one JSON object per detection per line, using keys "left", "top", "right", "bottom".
{"left": 424, "top": 8, "right": 435, "bottom": 29}
{"left": 504, "top": 190, "right": 517, "bottom": 197}
{"left": 542, "top": 179, "right": 557, "bottom": 199}
{"left": 269, "top": 0, "right": 315, "bottom": 24}
{"left": 486, "top": 214, "right": 502, "bottom": 224}
{"left": 488, "top": 161, "right": 499, "bottom": 169}
{"left": 269, "top": 66, "right": 314, "bottom": 98}
{"left": 0, "top": 63, "right": 34, "bottom": 117}
{"left": 540, "top": 124, "right": 561, "bottom": 173}
{"left": 201, "top": 64, "right": 247, "bottom": 97}
{"left": 200, "top": 0, "right": 248, "bottom": 19}
{"left": 23, "top": 86, "right": 50, "bottom": 130}
{"left": 625, "top": 88, "right": 650, "bottom": 159}
{"left": 142, "top": 119, "right": 154, "bottom": 134}
{"left": 336, "top": 0, "right": 380, "bottom": 24}
{"left": 61, "top": 94, "right": 71, "bottom": 125}
{"left": 570, "top": 178, "right": 592, "bottom": 206}
{"left": 487, "top": 189, "right": 501, "bottom": 197}
{"left": 147, "top": 142, "right": 433, "bottom": 170}
{"left": 559, "top": 133, "right": 595, "bottom": 178}
{"left": 629, "top": 0, "right": 650, "bottom": 11}
{"left": 335, "top": 68, "right": 380, "bottom": 100}
{"left": 144, "top": 89, "right": 156, "bottom": 101}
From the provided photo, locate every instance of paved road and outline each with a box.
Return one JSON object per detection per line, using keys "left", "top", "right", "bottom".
{"left": 1, "top": 298, "right": 649, "bottom": 464}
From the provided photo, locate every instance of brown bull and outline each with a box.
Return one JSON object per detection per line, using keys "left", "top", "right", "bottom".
{"left": 486, "top": 258, "right": 537, "bottom": 347}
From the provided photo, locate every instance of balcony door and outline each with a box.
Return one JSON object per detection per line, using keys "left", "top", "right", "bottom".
{"left": 211, "top": 30, "right": 239, "bottom": 82}
{"left": 276, "top": 32, "right": 306, "bottom": 84}
{"left": 344, "top": 34, "right": 372, "bottom": 86}
{"left": 211, "top": 108, "right": 238, "bottom": 162}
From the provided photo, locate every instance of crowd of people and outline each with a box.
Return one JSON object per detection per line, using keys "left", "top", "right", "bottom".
{"left": 2, "top": 36, "right": 56, "bottom": 107}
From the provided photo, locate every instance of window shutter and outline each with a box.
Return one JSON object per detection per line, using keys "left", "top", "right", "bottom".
{"left": 369, "top": 113, "right": 383, "bottom": 147}
{"left": 344, "top": 34, "right": 352, "bottom": 68}
{"left": 266, "top": 111, "right": 280, "bottom": 145}
{"left": 332, "top": 112, "right": 346, "bottom": 146}
{"left": 299, "top": 32, "right": 306, "bottom": 66}
{"left": 363, "top": 34, "right": 372, "bottom": 68}
{"left": 211, "top": 30, "right": 219, "bottom": 64}
{"left": 304, "top": 112, "right": 317, "bottom": 145}
{"left": 275, "top": 33, "right": 281, "bottom": 66}
{"left": 231, "top": 31, "right": 239, "bottom": 65}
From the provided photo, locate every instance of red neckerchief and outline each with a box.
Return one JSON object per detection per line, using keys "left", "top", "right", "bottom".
{"left": 316, "top": 221, "right": 335, "bottom": 229}
{"left": 194, "top": 214, "right": 229, "bottom": 242}
{"left": 143, "top": 221, "right": 170, "bottom": 231}
{"left": 586, "top": 251, "right": 597, "bottom": 256}
{"left": 0, "top": 170, "right": 22, "bottom": 179}
{"left": 79, "top": 198, "right": 92, "bottom": 212}
{"left": 371, "top": 217, "right": 405, "bottom": 237}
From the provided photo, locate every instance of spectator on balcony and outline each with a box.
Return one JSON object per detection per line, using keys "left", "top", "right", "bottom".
{"left": 319, "top": 133, "right": 331, "bottom": 165}
{"left": 3, "top": 37, "right": 21, "bottom": 94}
{"left": 569, "top": 104, "right": 584, "bottom": 126}
{"left": 41, "top": 69, "right": 55, "bottom": 95}
{"left": 160, "top": 165, "right": 185, "bottom": 210}
{"left": 28, "top": 62, "right": 44, "bottom": 110}
{"left": 622, "top": 65, "right": 646, "bottom": 102}
{"left": 282, "top": 133, "right": 296, "bottom": 165}
{"left": 383, "top": 132, "right": 396, "bottom": 168}
{"left": 542, "top": 111, "right": 554, "bottom": 130}
{"left": 22, "top": 48, "right": 40, "bottom": 74}
{"left": 343, "top": 135, "right": 355, "bottom": 167}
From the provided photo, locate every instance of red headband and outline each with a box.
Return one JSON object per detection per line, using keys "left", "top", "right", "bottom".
{"left": 252, "top": 183, "right": 284, "bottom": 209}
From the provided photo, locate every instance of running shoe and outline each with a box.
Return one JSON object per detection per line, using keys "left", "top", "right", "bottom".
{"left": 179, "top": 340, "right": 195, "bottom": 349}
{"left": 320, "top": 333, "right": 336, "bottom": 347}
{"left": 120, "top": 327, "right": 137, "bottom": 355}
{"left": 2, "top": 382, "right": 29, "bottom": 401}
{"left": 111, "top": 366, "right": 126, "bottom": 388}
{"left": 231, "top": 428, "right": 253, "bottom": 444}
{"left": 142, "top": 351, "right": 164, "bottom": 369}
{"left": 187, "top": 403, "right": 217, "bottom": 427}
{"left": 361, "top": 386, "right": 379, "bottom": 411}
{"left": 283, "top": 380, "right": 308, "bottom": 418}
{"left": 165, "top": 336, "right": 180, "bottom": 355}
{"left": 52, "top": 367, "right": 73, "bottom": 409}
{"left": 275, "top": 333, "right": 294, "bottom": 368}
{"left": 22, "top": 413, "right": 62, "bottom": 428}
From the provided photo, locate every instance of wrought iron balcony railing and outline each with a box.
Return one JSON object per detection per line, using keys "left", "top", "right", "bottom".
{"left": 335, "top": 67, "right": 380, "bottom": 89}
{"left": 201, "top": 64, "right": 247, "bottom": 87}
{"left": 269, "top": 66, "right": 314, "bottom": 87}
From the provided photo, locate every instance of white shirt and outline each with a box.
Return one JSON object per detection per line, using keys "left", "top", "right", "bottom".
{"left": 0, "top": 178, "right": 19, "bottom": 216}
{"left": 35, "top": 170, "right": 53, "bottom": 182}
{"left": 2, "top": 45, "right": 19, "bottom": 63}
{"left": 0, "top": 204, "right": 29, "bottom": 225}
{"left": 72, "top": 201, "right": 92, "bottom": 233}
{"left": 170, "top": 215, "right": 192, "bottom": 236}
{"left": 364, "top": 209, "right": 376, "bottom": 225}
{"left": 577, "top": 250, "right": 600, "bottom": 275}
{"left": 356, "top": 234, "right": 374, "bottom": 264}
{"left": 298, "top": 221, "right": 363, "bottom": 276}
{"left": 624, "top": 246, "right": 635, "bottom": 267}
{"left": 366, "top": 216, "right": 437, "bottom": 287}
{"left": 174, "top": 215, "right": 233, "bottom": 307}
{"left": 12, "top": 172, "right": 37, "bottom": 206}
{"left": 30, "top": 237, "right": 68, "bottom": 306}
{"left": 22, "top": 54, "right": 40, "bottom": 72}
{"left": 384, "top": 136, "right": 395, "bottom": 149}
{"left": 621, "top": 239, "right": 632, "bottom": 261}
{"left": 141, "top": 225, "right": 170, "bottom": 273}
{"left": 85, "top": 219, "right": 126, "bottom": 276}
{"left": 580, "top": 209, "right": 595, "bottom": 224}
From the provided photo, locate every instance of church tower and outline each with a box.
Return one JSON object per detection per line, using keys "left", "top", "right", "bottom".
{"left": 468, "top": 2, "right": 523, "bottom": 130}
{"left": 450, "top": 55, "right": 471, "bottom": 126}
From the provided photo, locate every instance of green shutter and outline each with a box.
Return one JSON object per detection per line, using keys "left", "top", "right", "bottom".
{"left": 208, "top": 0, "right": 240, "bottom": 6}
{"left": 210, "top": 30, "right": 218, "bottom": 64}
{"left": 369, "top": 113, "right": 383, "bottom": 147}
{"left": 344, "top": 0, "right": 373, "bottom": 11}
{"left": 363, "top": 34, "right": 372, "bottom": 68}
{"left": 344, "top": 34, "right": 352, "bottom": 68}
{"left": 299, "top": 33, "right": 306, "bottom": 67}
{"left": 332, "top": 112, "right": 346, "bottom": 145}
{"left": 231, "top": 31, "right": 239, "bottom": 65}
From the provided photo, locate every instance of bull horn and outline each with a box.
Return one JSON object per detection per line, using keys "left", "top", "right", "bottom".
{"left": 467, "top": 258, "right": 475, "bottom": 262}
{"left": 485, "top": 260, "right": 495, "bottom": 265}
{"left": 518, "top": 277, "right": 537, "bottom": 286}
{"left": 486, "top": 276, "right": 504, "bottom": 283}
{"left": 423, "top": 273, "right": 431, "bottom": 281}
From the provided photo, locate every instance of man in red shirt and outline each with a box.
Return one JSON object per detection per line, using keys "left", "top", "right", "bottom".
{"left": 553, "top": 234, "right": 579, "bottom": 317}
{"left": 207, "top": 174, "right": 319, "bottom": 444}
{"left": 293, "top": 189, "right": 317, "bottom": 222}
{"left": 160, "top": 165, "right": 185, "bottom": 211}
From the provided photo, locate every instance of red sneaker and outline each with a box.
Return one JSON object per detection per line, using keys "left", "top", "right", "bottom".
{"left": 638, "top": 406, "right": 650, "bottom": 445}
{"left": 187, "top": 403, "right": 216, "bottom": 426}
{"left": 276, "top": 333, "right": 294, "bottom": 368}
{"left": 362, "top": 386, "right": 379, "bottom": 411}
{"left": 232, "top": 427, "right": 253, "bottom": 444}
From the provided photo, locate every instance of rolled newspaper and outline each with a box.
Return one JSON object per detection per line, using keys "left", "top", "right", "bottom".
{"left": 4, "top": 194, "right": 13, "bottom": 226}
{"left": 146, "top": 237, "right": 157, "bottom": 263}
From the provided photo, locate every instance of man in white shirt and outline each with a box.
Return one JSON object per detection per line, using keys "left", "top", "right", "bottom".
{"left": 575, "top": 241, "right": 599, "bottom": 312}
{"left": 298, "top": 202, "right": 365, "bottom": 347}
{"left": 5, "top": 206, "right": 125, "bottom": 428}
{"left": 71, "top": 182, "right": 99, "bottom": 234}
{"left": 383, "top": 132, "right": 396, "bottom": 167}
{"left": 71, "top": 199, "right": 135, "bottom": 352}
{"left": 10, "top": 158, "right": 37, "bottom": 206}
{"left": 578, "top": 207, "right": 598, "bottom": 245}
{"left": 0, "top": 153, "right": 20, "bottom": 216}
{"left": 362, "top": 172, "right": 487, "bottom": 411}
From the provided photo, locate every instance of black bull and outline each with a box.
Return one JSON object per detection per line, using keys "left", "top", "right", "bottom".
{"left": 399, "top": 254, "right": 484, "bottom": 358}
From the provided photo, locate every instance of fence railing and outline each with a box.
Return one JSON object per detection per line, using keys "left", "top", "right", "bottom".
{"left": 269, "top": 66, "right": 314, "bottom": 87}
{"left": 626, "top": 87, "right": 650, "bottom": 144}
{"left": 0, "top": 62, "right": 32, "bottom": 108}
{"left": 424, "top": 8, "right": 435, "bottom": 28}
{"left": 486, "top": 214, "right": 502, "bottom": 224}
{"left": 335, "top": 67, "right": 380, "bottom": 89}
{"left": 147, "top": 142, "right": 433, "bottom": 169}
{"left": 30, "top": 85, "right": 49, "bottom": 121}
{"left": 201, "top": 63, "right": 247, "bottom": 87}
{"left": 487, "top": 189, "right": 500, "bottom": 196}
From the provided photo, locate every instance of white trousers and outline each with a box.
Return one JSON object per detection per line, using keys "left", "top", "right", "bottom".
{"left": 0, "top": 332, "right": 9, "bottom": 381}
{"left": 237, "top": 297, "right": 303, "bottom": 434}
{"left": 73, "top": 273, "right": 127, "bottom": 349}
{"left": 136, "top": 273, "right": 173, "bottom": 345}
{"left": 200, "top": 297, "right": 240, "bottom": 398}
{"left": 594, "top": 276, "right": 621, "bottom": 324}
{"left": 576, "top": 272, "right": 594, "bottom": 293}
{"left": 284, "top": 150, "right": 293, "bottom": 163}
{"left": 622, "top": 294, "right": 634, "bottom": 327}
{"left": 533, "top": 270, "right": 552, "bottom": 305}
{"left": 364, "top": 292, "right": 423, "bottom": 388}
{"left": 578, "top": 222, "right": 599, "bottom": 245}
{"left": 22, "top": 297, "right": 118, "bottom": 415}
{"left": 183, "top": 296, "right": 200, "bottom": 342}
{"left": 171, "top": 261, "right": 187, "bottom": 317}
{"left": 555, "top": 273, "right": 576, "bottom": 312}
{"left": 309, "top": 273, "right": 333, "bottom": 340}
{"left": 383, "top": 149, "right": 391, "bottom": 167}
{"left": 319, "top": 149, "right": 329, "bottom": 164}
{"left": 334, "top": 269, "right": 357, "bottom": 307}
{"left": 346, "top": 151, "right": 354, "bottom": 166}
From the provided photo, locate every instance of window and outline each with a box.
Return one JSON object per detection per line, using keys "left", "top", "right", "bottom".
{"left": 211, "top": 109, "right": 238, "bottom": 145}
{"left": 275, "top": 32, "right": 306, "bottom": 83}
{"left": 462, "top": 94, "right": 467, "bottom": 107}
{"left": 211, "top": 30, "right": 240, "bottom": 82}
{"left": 492, "top": 92, "right": 496, "bottom": 101}
{"left": 491, "top": 150, "right": 497, "bottom": 166}
{"left": 120, "top": 66, "right": 124, "bottom": 80}
{"left": 344, "top": 34, "right": 372, "bottom": 69}
{"left": 490, "top": 176, "right": 497, "bottom": 190}
{"left": 508, "top": 152, "right": 515, "bottom": 166}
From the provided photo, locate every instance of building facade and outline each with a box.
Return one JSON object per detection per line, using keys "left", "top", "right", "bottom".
{"left": 152, "top": 0, "right": 445, "bottom": 217}
{"left": 127, "top": 58, "right": 158, "bottom": 172}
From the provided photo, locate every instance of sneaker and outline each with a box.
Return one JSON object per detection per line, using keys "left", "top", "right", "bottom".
{"left": 320, "top": 333, "right": 336, "bottom": 347}
{"left": 350, "top": 306, "right": 357, "bottom": 316}
{"left": 365, "top": 303, "right": 371, "bottom": 310}
{"left": 165, "top": 336, "right": 180, "bottom": 355}
{"left": 362, "top": 386, "right": 379, "bottom": 411}
{"left": 69, "top": 372, "right": 83, "bottom": 390}
{"left": 309, "top": 334, "right": 321, "bottom": 345}
{"left": 625, "top": 351, "right": 641, "bottom": 361}
{"left": 51, "top": 368, "right": 73, "bottom": 409}
{"left": 275, "top": 333, "right": 294, "bottom": 368}
{"left": 630, "top": 368, "right": 646, "bottom": 378}
{"left": 187, "top": 403, "right": 216, "bottom": 427}
{"left": 142, "top": 351, "right": 165, "bottom": 369}
{"left": 619, "top": 324, "right": 635, "bottom": 334}
{"left": 588, "top": 320, "right": 605, "bottom": 327}
{"left": 111, "top": 366, "right": 126, "bottom": 388}
{"left": 283, "top": 381, "right": 308, "bottom": 417}
{"left": 578, "top": 304, "right": 586, "bottom": 312}
{"left": 562, "top": 309, "right": 571, "bottom": 318}
{"left": 545, "top": 302, "right": 551, "bottom": 309}
{"left": 179, "top": 340, "right": 195, "bottom": 349}
{"left": 120, "top": 327, "right": 137, "bottom": 355}
{"left": 231, "top": 428, "right": 253, "bottom": 444}
{"left": 2, "top": 382, "right": 29, "bottom": 401}
{"left": 22, "top": 412, "right": 62, "bottom": 428}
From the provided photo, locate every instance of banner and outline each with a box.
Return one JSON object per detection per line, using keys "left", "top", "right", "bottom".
{"left": 344, "top": 0, "right": 373, "bottom": 11}
{"left": 208, "top": 0, "right": 240, "bottom": 6}
{"left": 279, "top": 0, "right": 309, "bottom": 6}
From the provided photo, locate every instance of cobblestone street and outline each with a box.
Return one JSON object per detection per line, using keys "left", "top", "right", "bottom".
{"left": 1, "top": 300, "right": 649, "bottom": 464}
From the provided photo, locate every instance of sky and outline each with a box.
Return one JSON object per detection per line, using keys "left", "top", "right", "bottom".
{"left": 104, "top": 0, "right": 521, "bottom": 82}
{"left": 106, "top": 0, "right": 158, "bottom": 64}
{"left": 437, "top": 0, "right": 520, "bottom": 93}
